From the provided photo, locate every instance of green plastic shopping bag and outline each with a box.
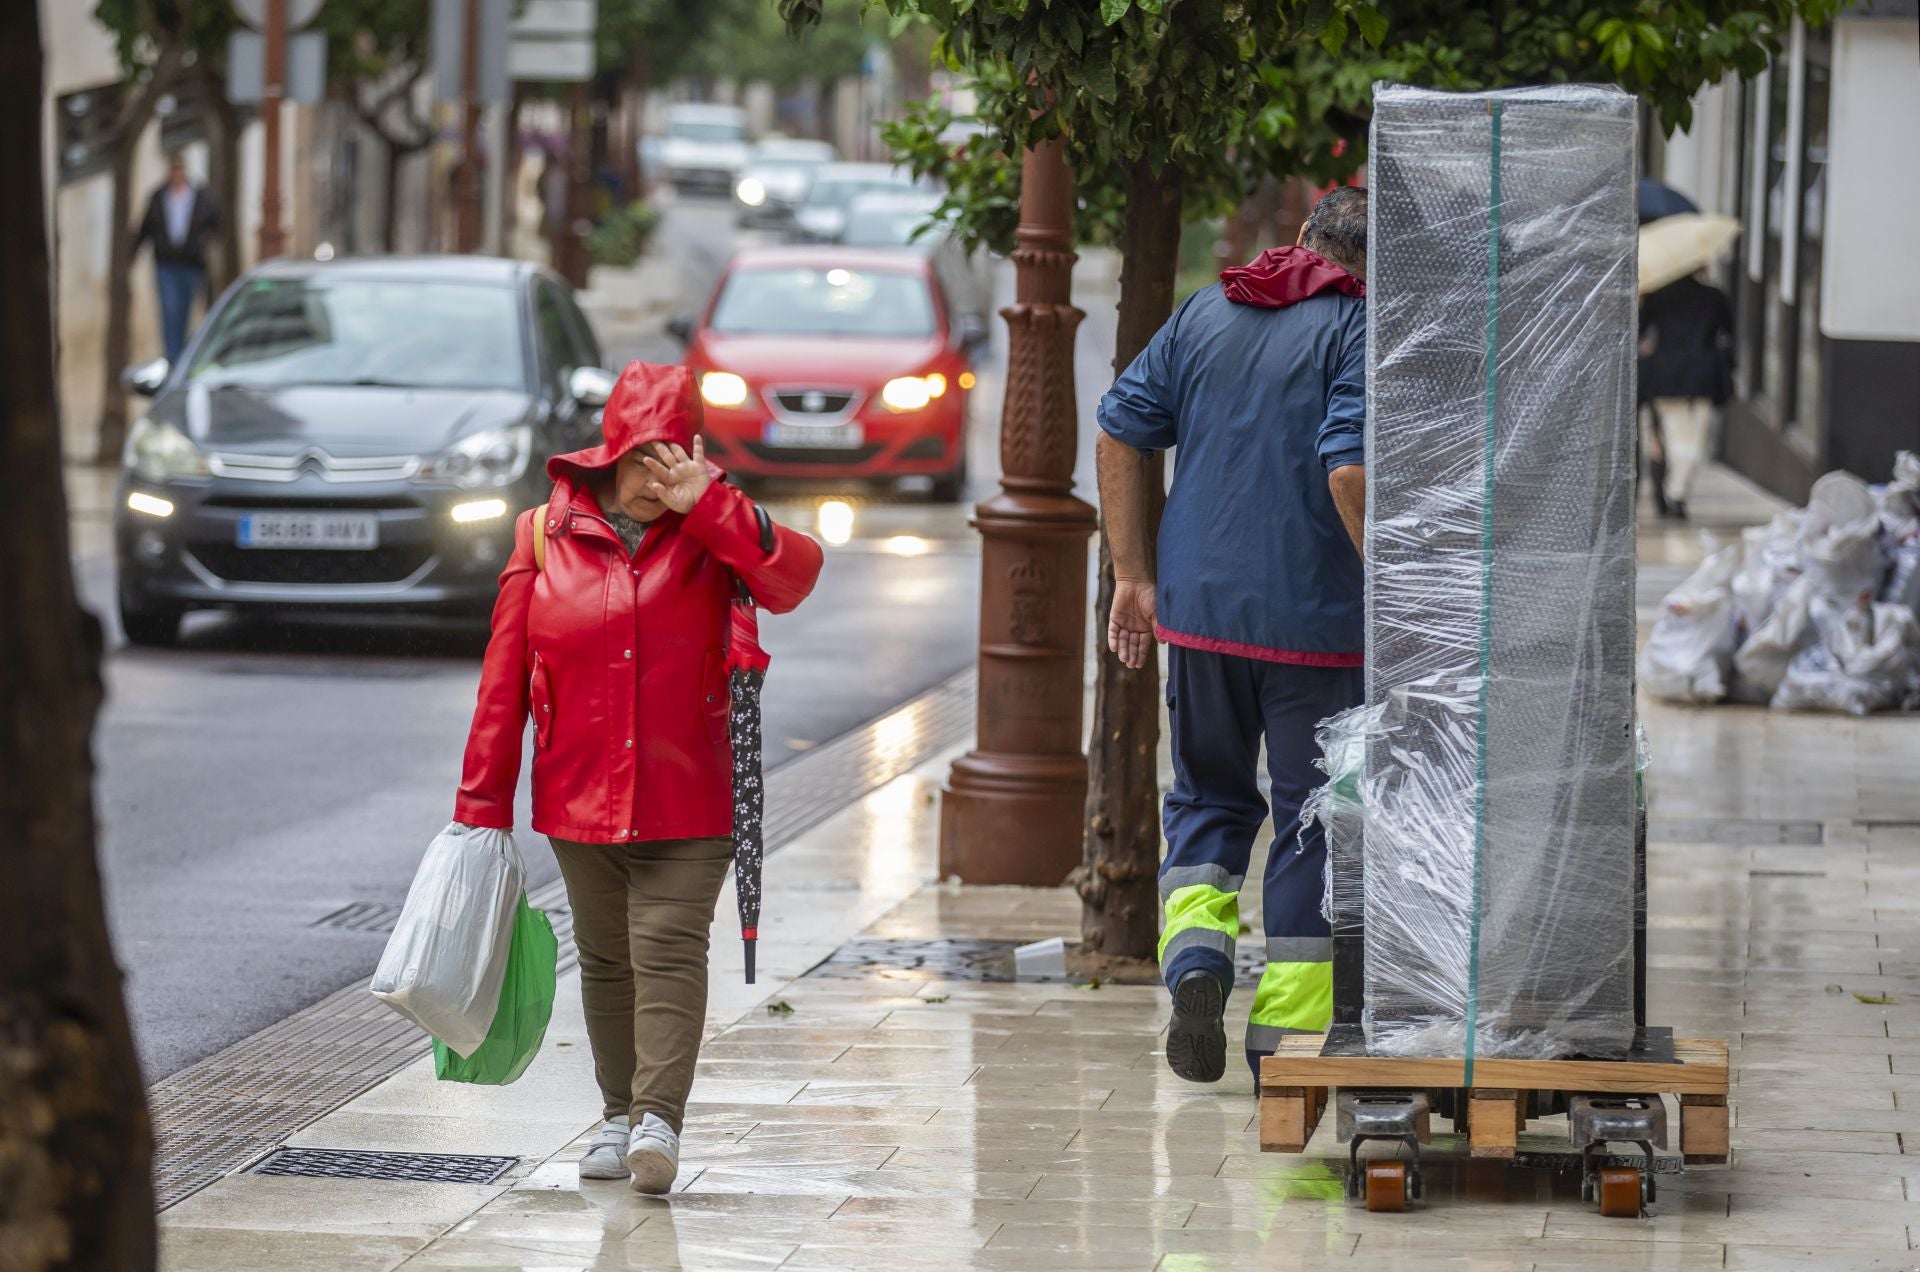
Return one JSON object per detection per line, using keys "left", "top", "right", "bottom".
{"left": 433, "top": 894, "right": 557, "bottom": 1085}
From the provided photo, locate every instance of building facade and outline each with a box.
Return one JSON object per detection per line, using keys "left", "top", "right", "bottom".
{"left": 1658, "top": 3, "right": 1920, "bottom": 501}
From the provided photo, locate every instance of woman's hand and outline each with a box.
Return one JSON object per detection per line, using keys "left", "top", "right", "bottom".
{"left": 641, "top": 439, "right": 713, "bottom": 515}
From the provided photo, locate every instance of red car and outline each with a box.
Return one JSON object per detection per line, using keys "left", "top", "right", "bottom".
{"left": 671, "top": 246, "right": 989, "bottom": 501}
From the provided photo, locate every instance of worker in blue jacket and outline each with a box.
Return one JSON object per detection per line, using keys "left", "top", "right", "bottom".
{"left": 1096, "top": 186, "right": 1369, "bottom": 1085}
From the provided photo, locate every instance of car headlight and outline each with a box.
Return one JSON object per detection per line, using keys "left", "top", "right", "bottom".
{"left": 880, "top": 376, "right": 942, "bottom": 413}
{"left": 418, "top": 425, "right": 532, "bottom": 489}
{"left": 124, "top": 417, "right": 210, "bottom": 482}
{"left": 700, "top": 371, "right": 750, "bottom": 409}
{"left": 737, "top": 177, "right": 766, "bottom": 207}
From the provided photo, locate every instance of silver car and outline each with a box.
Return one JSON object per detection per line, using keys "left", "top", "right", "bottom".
{"left": 734, "top": 138, "right": 838, "bottom": 227}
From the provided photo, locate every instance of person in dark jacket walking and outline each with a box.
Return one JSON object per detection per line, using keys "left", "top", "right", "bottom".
{"left": 1639, "top": 272, "right": 1734, "bottom": 520}
{"left": 1097, "top": 186, "right": 1369, "bottom": 1086}
{"left": 455, "top": 361, "right": 823, "bottom": 1192}
{"left": 133, "top": 151, "right": 221, "bottom": 362}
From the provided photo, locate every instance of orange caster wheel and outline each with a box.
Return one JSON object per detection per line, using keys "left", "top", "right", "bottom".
{"left": 1596, "top": 1166, "right": 1643, "bottom": 1217}
{"left": 1364, "top": 1160, "right": 1409, "bottom": 1212}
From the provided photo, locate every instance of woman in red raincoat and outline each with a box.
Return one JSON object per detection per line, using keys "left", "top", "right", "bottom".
{"left": 455, "top": 361, "right": 822, "bottom": 1192}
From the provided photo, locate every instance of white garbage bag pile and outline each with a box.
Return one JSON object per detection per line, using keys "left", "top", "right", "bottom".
{"left": 1640, "top": 454, "right": 1920, "bottom": 715}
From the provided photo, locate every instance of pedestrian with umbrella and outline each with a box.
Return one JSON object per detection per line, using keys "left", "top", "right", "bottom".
{"left": 452, "top": 361, "right": 822, "bottom": 1193}
{"left": 1638, "top": 213, "right": 1741, "bottom": 519}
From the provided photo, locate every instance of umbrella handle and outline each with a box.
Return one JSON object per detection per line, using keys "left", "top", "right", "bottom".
{"left": 743, "top": 934, "right": 757, "bottom": 985}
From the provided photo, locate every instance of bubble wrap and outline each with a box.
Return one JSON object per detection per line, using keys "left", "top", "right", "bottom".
{"left": 1347, "top": 83, "right": 1640, "bottom": 1060}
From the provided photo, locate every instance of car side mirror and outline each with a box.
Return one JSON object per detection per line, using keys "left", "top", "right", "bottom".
{"left": 567, "top": 365, "right": 614, "bottom": 407}
{"left": 666, "top": 314, "right": 695, "bottom": 345}
{"left": 123, "top": 357, "right": 170, "bottom": 397}
{"left": 958, "top": 315, "right": 990, "bottom": 355}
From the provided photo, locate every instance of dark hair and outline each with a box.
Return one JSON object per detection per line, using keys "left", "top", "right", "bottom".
{"left": 1301, "top": 186, "right": 1367, "bottom": 275}
{"left": 166, "top": 150, "right": 187, "bottom": 168}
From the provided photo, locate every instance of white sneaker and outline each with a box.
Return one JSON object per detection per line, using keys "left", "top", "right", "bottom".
{"left": 577, "top": 1116, "right": 630, "bottom": 1180}
{"left": 625, "top": 1112, "right": 680, "bottom": 1194}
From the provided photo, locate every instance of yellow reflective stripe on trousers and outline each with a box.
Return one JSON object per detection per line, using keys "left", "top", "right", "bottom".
{"left": 1157, "top": 883, "right": 1239, "bottom": 963}
{"left": 1248, "top": 959, "right": 1332, "bottom": 1032}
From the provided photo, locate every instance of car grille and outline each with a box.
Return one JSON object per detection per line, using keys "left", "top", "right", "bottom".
{"left": 741, "top": 442, "right": 885, "bottom": 467}
{"left": 191, "top": 544, "right": 434, "bottom": 586}
{"left": 201, "top": 494, "right": 420, "bottom": 511}
{"left": 771, "top": 389, "right": 857, "bottom": 415}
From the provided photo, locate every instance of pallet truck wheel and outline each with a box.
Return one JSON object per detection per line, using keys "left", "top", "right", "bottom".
{"left": 1363, "top": 1160, "right": 1409, "bottom": 1212}
{"left": 1596, "top": 1166, "right": 1642, "bottom": 1218}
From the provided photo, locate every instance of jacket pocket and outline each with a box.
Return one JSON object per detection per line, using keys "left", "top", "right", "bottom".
{"left": 701, "top": 650, "right": 729, "bottom": 744}
{"left": 529, "top": 653, "right": 554, "bottom": 750}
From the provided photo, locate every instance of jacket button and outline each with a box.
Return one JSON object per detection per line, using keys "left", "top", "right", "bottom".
{"left": 625, "top": 739, "right": 633, "bottom": 748}
{"left": 617, "top": 829, "right": 627, "bottom": 839}
{"left": 706, "top": 694, "right": 716, "bottom": 703}
{"left": 624, "top": 649, "right": 632, "bottom": 659}
{"left": 542, "top": 704, "right": 550, "bottom": 712}
{"left": 546, "top": 519, "right": 556, "bottom": 529}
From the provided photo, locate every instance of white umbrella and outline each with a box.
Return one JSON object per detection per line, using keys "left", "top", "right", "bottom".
{"left": 1638, "top": 213, "right": 1742, "bottom": 295}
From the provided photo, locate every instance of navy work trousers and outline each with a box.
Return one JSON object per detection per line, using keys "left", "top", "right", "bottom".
{"left": 1158, "top": 645, "right": 1363, "bottom": 1069}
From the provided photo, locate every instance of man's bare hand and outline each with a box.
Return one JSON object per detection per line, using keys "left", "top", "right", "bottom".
{"left": 1109, "top": 578, "right": 1159, "bottom": 671}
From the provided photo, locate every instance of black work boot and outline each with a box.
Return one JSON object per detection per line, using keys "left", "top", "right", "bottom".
{"left": 1166, "top": 970, "right": 1228, "bottom": 1084}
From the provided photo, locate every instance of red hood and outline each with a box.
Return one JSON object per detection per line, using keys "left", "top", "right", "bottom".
{"left": 547, "top": 360, "right": 700, "bottom": 484}
{"left": 1219, "top": 245, "right": 1365, "bottom": 308}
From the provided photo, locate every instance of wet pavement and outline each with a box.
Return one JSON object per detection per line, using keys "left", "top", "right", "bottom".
{"left": 152, "top": 466, "right": 1920, "bottom": 1269}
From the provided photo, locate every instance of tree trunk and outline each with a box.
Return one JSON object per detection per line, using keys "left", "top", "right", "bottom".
{"left": 96, "top": 136, "right": 141, "bottom": 465}
{"left": 382, "top": 139, "right": 403, "bottom": 253}
{"left": 199, "top": 65, "right": 243, "bottom": 292}
{"left": 93, "top": 41, "right": 184, "bottom": 465}
{"left": 1076, "top": 158, "right": 1182, "bottom": 960}
{"left": 1, "top": 4, "right": 158, "bottom": 1266}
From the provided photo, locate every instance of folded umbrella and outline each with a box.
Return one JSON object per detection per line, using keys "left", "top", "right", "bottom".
{"left": 727, "top": 504, "right": 777, "bottom": 984}
{"left": 1639, "top": 213, "right": 1742, "bottom": 296}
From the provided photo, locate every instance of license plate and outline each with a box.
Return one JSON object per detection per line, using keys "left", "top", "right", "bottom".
{"left": 236, "top": 512, "right": 380, "bottom": 550}
{"left": 763, "top": 422, "right": 864, "bottom": 450}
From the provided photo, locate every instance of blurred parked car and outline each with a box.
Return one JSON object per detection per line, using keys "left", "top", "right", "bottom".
{"left": 734, "top": 138, "right": 839, "bottom": 228}
{"left": 656, "top": 103, "right": 752, "bottom": 195}
{"left": 787, "top": 163, "right": 923, "bottom": 244}
{"left": 113, "top": 256, "right": 613, "bottom": 646}
{"left": 670, "top": 246, "right": 989, "bottom": 501}
{"left": 841, "top": 189, "right": 994, "bottom": 328}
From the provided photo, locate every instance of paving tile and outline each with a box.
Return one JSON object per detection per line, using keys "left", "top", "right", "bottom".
{"left": 159, "top": 1228, "right": 423, "bottom": 1272}
{"left": 160, "top": 1174, "right": 502, "bottom": 1241}
{"left": 1722, "top": 1246, "right": 1920, "bottom": 1270}
{"left": 683, "top": 1165, "right": 1042, "bottom": 1200}
{"left": 831, "top": 1195, "right": 1197, "bottom": 1228}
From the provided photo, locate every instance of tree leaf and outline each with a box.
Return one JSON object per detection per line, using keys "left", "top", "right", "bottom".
{"left": 766, "top": 1000, "right": 796, "bottom": 1016}
{"left": 1853, "top": 991, "right": 1896, "bottom": 1005}
{"left": 1318, "top": 11, "right": 1349, "bottom": 56}
{"left": 1100, "top": 0, "right": 1131, "bottom": 25}
{"left": 1352, "top": 3, "right": 1388, "bottom": 48}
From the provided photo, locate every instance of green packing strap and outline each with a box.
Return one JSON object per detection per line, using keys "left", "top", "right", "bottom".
{"left": 1465, "top": 95, "right": 1503, "bottom": 1089}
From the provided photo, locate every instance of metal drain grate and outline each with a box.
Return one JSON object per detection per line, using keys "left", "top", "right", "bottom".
{"left": 250, "top": 1147, "right": 517, "bottom": 1184}
{"left": 805, "top": 937, "right": 1263, "bottom": 987}
{"left": 147, "top": 667, "right": 975, "bottom": 1211}
{"left": 1647, "top": 817, "right": 1823, "bottom": 846}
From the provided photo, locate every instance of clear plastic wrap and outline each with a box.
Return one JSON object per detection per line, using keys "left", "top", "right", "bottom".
{"left": 1354, "top": 83, "right": 1639, "bottom": 1060}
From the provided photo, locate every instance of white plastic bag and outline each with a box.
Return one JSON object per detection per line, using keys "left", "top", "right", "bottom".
{"left": 1874, "top": 451, "right": 1920, "bottom": 546}
{"left": 371, "top": 823, "right": 524, "bottom": 1057}
{"left": 1799, "top": 473, "right": 1885, "bottom": 599}
{"left": 1640, "top": 544, "right": 1740, "bottom": 704}
{"left": 1730, "top": 510, "right": 1803, "bottom": 635}
{"left": 1772, "top": 595, "right": 1920, "bottom": 717}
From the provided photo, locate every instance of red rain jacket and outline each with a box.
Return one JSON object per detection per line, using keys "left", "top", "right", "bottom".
{"left": 455, "top": 362, "right": 824, "bottom": 844}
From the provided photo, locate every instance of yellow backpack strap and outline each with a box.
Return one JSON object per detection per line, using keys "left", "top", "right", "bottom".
{"left": 532, "top": 510, "right": 547, "bottom": 571}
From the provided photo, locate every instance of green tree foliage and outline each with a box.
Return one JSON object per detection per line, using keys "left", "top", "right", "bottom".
{"left": 680, "top": 0, "right": 873, "bottom": 90}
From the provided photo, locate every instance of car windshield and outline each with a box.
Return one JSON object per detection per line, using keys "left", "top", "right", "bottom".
{"left": 708, "top": 267, "right": 935, "bottom": 339}
{"left": 804, "top": 178, "right": 906, "bottom": 210}
{"left": 185, "top": 278, "right": 526, "bottom": 391}
{"left": 842, "top": 210, "right": 937, "bottom": 247}
{"left": 669, "top": 122, "right": 744, "bottom": 144}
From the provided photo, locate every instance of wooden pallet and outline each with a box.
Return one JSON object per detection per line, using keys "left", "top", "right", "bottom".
{"left": 1258, "top": 1033, "right": 1729, "bottom": 1163}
